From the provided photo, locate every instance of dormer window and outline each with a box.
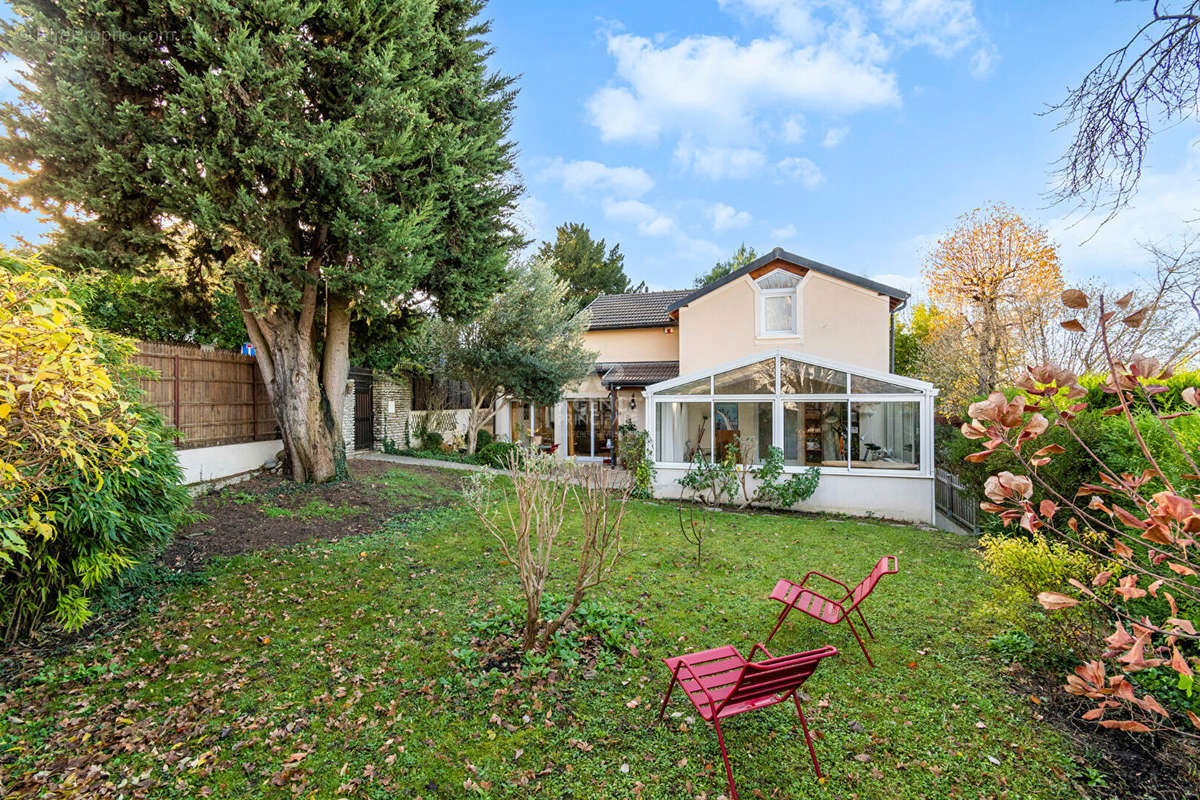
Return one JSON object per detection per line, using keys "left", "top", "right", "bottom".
{"left": 756, "top": 269, "right": 802, "bottom": 336}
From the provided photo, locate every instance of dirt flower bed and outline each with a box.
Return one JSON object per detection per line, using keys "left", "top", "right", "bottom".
{"left": 164, "top": 459, "right": 462, "bottom": 569}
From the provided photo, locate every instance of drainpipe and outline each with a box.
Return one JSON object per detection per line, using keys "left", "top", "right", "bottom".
{"left": 889, "top": 297, "right": 908, "bottom": 373}
{"left": 610, "top": 384, "right": 618, "bottom": 468}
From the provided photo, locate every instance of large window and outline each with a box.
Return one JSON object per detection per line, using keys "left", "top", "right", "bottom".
{"left": 852, "top": 401, "right": 919, "bottom": 469}
{"left": 780, "top": 359, "right": 846, "bottom": 394}
{"left": 714, "top": 359, "right": 775, "bottom": 394}
{"left": 656, "top": 401, "right": 712, "bottom": 463}
{"left": 784, "top": 401, "right": 846, "bottom": 467}
{"left": 715, "top": 401, "right": 773, "bottom": 463}
{"left": 648, "top": 353, "right": 930, "bottom": 474}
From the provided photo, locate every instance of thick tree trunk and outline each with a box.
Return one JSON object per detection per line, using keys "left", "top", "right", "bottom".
{"left": 235, "top": 279, "right": 348, "bottom": 484}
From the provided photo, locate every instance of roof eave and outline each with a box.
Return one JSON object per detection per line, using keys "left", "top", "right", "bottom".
{"left": 666, "top": 247, "right": 910, "bottom": 313}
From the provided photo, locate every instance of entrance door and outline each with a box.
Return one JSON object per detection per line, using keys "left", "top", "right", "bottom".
{"left": 592, "top": 398, "right": 614, "bottom": 459}
{"left": 352, "top": 371, "right": 374, "bottom": 450}
{"left": 568, "top": 400, "right": 590, "bottom": 456}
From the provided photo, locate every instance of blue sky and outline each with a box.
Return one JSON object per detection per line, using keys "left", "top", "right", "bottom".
{"left": 483, "top": 0, "right": 1200, "bottom": 298}
{"left": 2, "top": 1, "right": 1198, "bottom": 300}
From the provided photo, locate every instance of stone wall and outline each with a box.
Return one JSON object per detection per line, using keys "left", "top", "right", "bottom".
{"left": 341, "top": 379, "right": 355, "bottom": 453}
{"left": 373, "top": 373, "right": 413, "bottom": 449}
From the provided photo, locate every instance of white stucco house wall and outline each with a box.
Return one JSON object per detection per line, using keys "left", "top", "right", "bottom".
{"left": 493, "top": 247, "right": 937, "bottom": 524}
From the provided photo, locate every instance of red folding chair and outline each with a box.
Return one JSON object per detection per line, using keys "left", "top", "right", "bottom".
{"left": 765, "top": 555, "right": 898, "bottom": 667}
{"left": 656, "top": 642, "right": 838, "bottom": 799}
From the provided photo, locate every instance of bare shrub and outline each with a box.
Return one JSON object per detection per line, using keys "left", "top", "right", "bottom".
{"left": 462, "top": 454, "right": 632, "bottom": 652}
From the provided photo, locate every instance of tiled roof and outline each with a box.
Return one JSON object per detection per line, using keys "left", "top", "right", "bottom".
{"left": 666, "top": 247, "right": 910, "bottom": 313}
{"left": 599, "top": 361, "right": 680, "bottom": 387}
{"left": 585, "top": 290, "right": 691, "bottom": 330}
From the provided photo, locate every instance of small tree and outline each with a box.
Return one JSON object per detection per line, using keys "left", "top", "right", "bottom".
{"left": 463, "top": 454, "right": 632, "bottom": 651}
{"left": 420, "top": 259, "right": 596, "bottom": 454}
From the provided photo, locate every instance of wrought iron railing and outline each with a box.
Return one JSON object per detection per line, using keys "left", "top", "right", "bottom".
{"left": 935, "top": 468, "right": 978, "bottom": 533}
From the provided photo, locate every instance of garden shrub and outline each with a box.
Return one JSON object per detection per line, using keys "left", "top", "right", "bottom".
{"left": 474, "top": 428, "right": 494, "bottom": 449}
{"left": 462, "top": 454, "right": 632, "bottom": 651}
{"left": 477, "top": 441, "right": 520, "bottom": 469}
{"left": 0, "top": 253, "right": 189, "bottom": 641}
{"left": 754, "top": 446, "right": 821, "bottom": 509}
{"left": 421, "top": 430, "right": 444, "bottom": 451}
{"left": 617, "top": 424, "right": 655, "bottom": 498}
{"left": 962, "top": 298, "right": 1200, "bottom": 741}
{"left": 1095, "top": 411, "right": 1200, "bottom": 496}
{"left": 977, "top": 533, "right": 1106, "bottom": 660}
{"left": 677, "top": 449, "right": 738, "bottom": 506}
{"left": 677, "top": 441, "right": 820, "bottom": 510}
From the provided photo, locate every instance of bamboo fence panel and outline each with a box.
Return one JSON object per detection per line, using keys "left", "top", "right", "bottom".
{"left": 131, "top": 341, "right": 278, "bottom": 449}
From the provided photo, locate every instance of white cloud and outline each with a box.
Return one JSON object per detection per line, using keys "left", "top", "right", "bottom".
{"left": 539, "top": 158, "right": 654, "bottom": 198}
{"left": 771, "top": 223, "right": 799, "bottom": 241}
{"left": 708, "top": 203, "right": 753, "bottom": 232}
{"left": 777, "top": 156, "right": 825, "bottom": 189}
{"left": 675, "top": 138, "right": 768, "bottom": 180}
{"left": 721, "top": 0, "right": 995, "bottom": 76}
{"left": 877, "top": 0, "right": 979, "bottom": 55}
{"left": 602, "top": 198, "right": 677, "bottom": 237}
{"left": 587, "top": 1, "right": 995, "bottom": 183}
{"left": 586, "top": 31, "right": 899, "bottom": 145}
{"left": 968, "top": 45, "right": 996, "bottom": 79}
{"left": 822, "top": 126, "right": 849, "bottom": 148}
{"left": 586, "top": 87, "right": 659, "bottom": 144}
{"left": 782, "top": 115, "right": 807, "bottom": 144}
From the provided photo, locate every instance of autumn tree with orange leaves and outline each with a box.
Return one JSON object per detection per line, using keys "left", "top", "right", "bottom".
{"left": 925, "top": 204, "right": 1064, "bottom": 407}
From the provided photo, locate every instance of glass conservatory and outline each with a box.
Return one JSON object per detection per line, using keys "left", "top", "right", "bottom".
{"left": 644, "top": 350, "right": 937, "bottom": 481}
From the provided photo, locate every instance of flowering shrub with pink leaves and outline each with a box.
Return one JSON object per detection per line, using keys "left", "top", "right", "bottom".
{"left": 963, "top": 288, "right": 1199, "bottom": 741}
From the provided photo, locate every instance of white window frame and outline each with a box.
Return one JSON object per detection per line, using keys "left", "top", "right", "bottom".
{"left": 644, "top": 348, "right": 938, "bottom": 479}
{"left": 755, "top": 269, "right": 802, "bottom": 338}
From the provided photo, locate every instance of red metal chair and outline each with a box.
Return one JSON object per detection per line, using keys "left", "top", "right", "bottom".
{"left": 656, "top": 642, "right": 838, "bottom": 799}
{"left": 765, "top": 555, "right": 899, "bottom": 667}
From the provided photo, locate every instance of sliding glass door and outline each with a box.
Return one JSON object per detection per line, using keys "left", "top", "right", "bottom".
{"left": 566, "top": 398, "right": 614, "bottom": 459}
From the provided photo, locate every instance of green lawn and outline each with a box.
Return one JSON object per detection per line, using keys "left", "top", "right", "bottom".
{"left": 1, "top": 464, "right": 1080, "bottom": 799}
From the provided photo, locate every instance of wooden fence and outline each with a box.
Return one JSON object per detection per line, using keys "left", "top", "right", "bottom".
{"left": 132, "top": 341, "right": 278, "bottom": 449}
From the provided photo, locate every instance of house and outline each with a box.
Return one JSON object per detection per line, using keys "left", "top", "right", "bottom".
{"left": 496, "top": 247, "right": 938, "bottom": 524}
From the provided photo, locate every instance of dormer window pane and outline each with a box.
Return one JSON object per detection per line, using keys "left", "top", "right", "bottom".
{"left": 764, "top": 294, "right": 794, "bottom": 333}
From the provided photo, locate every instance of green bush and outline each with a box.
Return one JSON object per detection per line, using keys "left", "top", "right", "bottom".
{"left": 976, "top": 533, "right": 1106, "bottom": 660}
{"left": 69, "top": 271, "right": 246, "bottom": 349}
{"left": 617, "top": 425, "right": 655, "bottom": 499}
{"left": 1079, "top": 370, "right": 1200, "bottom": 414}
{"left": 754, "top": 446, "right": 820, "bottom": 509}
{"left": 474, "top": 429, "right": 494, "bottom": 450}
{"left": 943, "top": 409, "right": 1103, "bottom": 536}
{"left": 1095, "top": 410, "right": 1200, "bottom": 496}
{"left": 677, "top": 449, "right": 738, "bottom": 505}
{"left": 477, "top": 441, "right": 521, "bottom": 469}
{"left": 421, "top": 430, "right": 444, "bottom": 451}
{"left": 1, "top": 259, "right": 190, "bottom": 641}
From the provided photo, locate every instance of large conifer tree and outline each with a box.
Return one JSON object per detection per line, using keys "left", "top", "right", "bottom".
{"left": 0, "top": 0, "right": 522, "bottom": 482}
